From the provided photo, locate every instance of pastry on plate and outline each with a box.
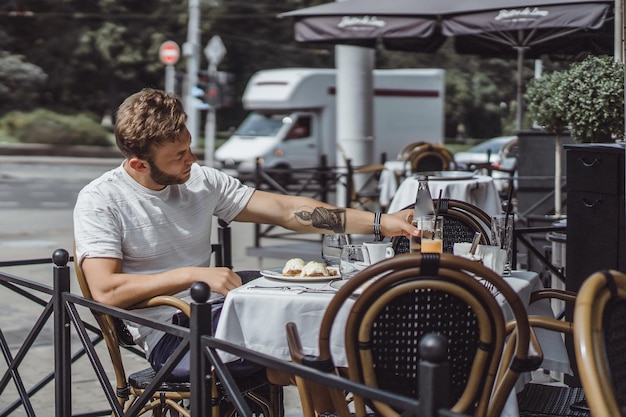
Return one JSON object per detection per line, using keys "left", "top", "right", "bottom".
{"left": 282, "top": 258, "right": 305, "bottom": 276}
{"left": 300, "top": 261, "right": 330, "bottom": 278}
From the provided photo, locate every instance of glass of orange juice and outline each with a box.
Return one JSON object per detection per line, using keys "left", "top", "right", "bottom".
{"left": 411, "top": 215, "right": 444, "bottom": 254}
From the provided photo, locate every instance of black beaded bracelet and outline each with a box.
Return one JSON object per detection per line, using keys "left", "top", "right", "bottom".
{"left": 373, "top": 211, "right": 383, "bottom": 241}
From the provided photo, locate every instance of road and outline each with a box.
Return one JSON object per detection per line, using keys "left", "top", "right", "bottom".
{"left": 0, "top": 157, "right": 266, "bottom": 269}
{"left": 0, "top": 158, "right": 118, "bottom": 263}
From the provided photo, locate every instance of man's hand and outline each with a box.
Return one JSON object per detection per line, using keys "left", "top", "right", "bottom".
{"left": 382, "top": 208, "right": 419, "bottom": 239}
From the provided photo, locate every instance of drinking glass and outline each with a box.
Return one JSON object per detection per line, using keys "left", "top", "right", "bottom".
{"left": 321, "top": 234, "right": 350, "bottom": 267}
{"left": 411, "top": 215, "right": 444, "bottom": 254}
{"left": 339, "top": 244, "right": 369, "bottom": 280}
{"left": 491, "top": 214, "right": 513, "bottom": 275}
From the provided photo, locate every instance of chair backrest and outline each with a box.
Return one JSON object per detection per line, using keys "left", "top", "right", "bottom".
{"left": 344, "top": 158, "right": 387, "bottom": 210}
{"left": 402, "top": 144, "right": 455, "bottom": 173}
{"left": 73, "top": 244, "right": 134, "bottom": 399}
{"left": 392, "top": 199, "right": 492, "bottom": 255}
{"left": 574, "top": 270, "right": 626, "bottom": 416}
{"left": 321, "top": 253, "right": 534, "bottom": 417}
{"left": 397, "top": 141, "right": 432, "bottom": 161}
{"left": 73, "top": 245, "right": 192, "bottom": 413}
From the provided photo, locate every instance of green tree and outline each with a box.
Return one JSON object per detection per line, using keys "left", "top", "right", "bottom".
{"left": 0, "top": 51, "right": 47, "bottom": 114}
{"left": 562, "top": 56, "right": 624, "bottom": 143}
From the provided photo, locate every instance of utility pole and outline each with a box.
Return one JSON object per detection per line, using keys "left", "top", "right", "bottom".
{"left": 184, "top": 0, "right": 201, "bottom": 149}
{"left": 204, "top": 35, "right": 226, "bottom": 167}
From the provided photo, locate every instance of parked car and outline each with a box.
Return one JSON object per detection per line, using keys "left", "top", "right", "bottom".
{"left": 454, "top": 136, "right": 518, "bottom": 195}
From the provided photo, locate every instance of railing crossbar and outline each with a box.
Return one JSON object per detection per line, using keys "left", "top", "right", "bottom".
{"left": 201, "top": 336, "right": 424, "bottom": 416}
{"left": 0, "top": 301, "right": 53, "bottom": 393}
{"left": 65, "top": 302, "right": 124, "bottom": 417}
{"left": 514, "top": 226, "right": 567, "bottom": 283}
{"left": 203, "top": 346, "right": 252, "bottom": 417}
{"left": 0, "top": 330, "right": 36, "bottom": 417}
{"left": 125, "top": 338, "right": 191, "bottom": 417}
{"left": 0, "top": 280, "right": 51, "bottom": 304}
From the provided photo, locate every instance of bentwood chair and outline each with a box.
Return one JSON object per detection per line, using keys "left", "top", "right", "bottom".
{"left": 287, "top": 253, "right": 540, "bottom": 417}
{"left": 574, "top": 270, "right": 626, "bottom": 417}
{"left": 398, "top": 142, "right": 455, "bottom": 173}
{"left": 73, "top": 232, "right": 282, "bottom": 417}
{"left": 391, "top": 199, "right": 492, "bottom": 255}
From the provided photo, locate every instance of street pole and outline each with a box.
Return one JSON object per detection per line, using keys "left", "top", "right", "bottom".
{"left": 204, "top": 35, "right": 226, "bottom": 167}
{"left": 184, "top": 0, "right": 201, "bottom": 149}
{"left": 204, "top": 61, "right": 217, "bottom": 166}
{"left": 165, "top": 65, "right": 176, "bottom": 93}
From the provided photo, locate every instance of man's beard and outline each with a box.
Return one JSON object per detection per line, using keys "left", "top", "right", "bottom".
{"left": 147, "top": 159, "right": 188, "bottom": 186}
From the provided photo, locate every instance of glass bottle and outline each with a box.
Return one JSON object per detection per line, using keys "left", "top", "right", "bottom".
{"left": 410, "top": 175, "right": 435, "bottom": 253}
{"left": 413, "top": 175, "right": 435, "bottom": 217}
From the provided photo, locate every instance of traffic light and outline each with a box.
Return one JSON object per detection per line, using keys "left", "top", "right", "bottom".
{"left": 206, "top": 82, "right": 221, "bottom": 107}
{"left": 195, "top": 70, "right": 236, "bottom": 109}
{"left": 216, "top": 71, "right": 236, "bottom": 109}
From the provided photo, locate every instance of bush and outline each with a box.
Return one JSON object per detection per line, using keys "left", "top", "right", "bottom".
{"left": 0, "top": 109, "right": 113, "bottom": 146}
{"left": 525, "top": 56, "right": 624, "bottom": 143}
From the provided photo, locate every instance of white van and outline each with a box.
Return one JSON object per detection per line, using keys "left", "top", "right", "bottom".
{"left": 215, "top": 68, "right": 445, "bottom": 177}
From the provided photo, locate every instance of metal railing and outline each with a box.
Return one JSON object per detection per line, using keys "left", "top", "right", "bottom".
{"left": 0, "top": 249, "right": 466, "bottom": 417}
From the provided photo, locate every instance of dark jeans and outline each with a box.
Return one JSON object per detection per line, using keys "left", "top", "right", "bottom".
{"left": 148, "top": 270, "right": 263, "bottom": 382}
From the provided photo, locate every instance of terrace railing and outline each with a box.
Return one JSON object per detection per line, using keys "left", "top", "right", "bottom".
{"left": 0, "top": 249, "right": 464, "bottom": 417}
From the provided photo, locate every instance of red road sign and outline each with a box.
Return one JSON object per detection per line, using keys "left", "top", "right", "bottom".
{"left": 159, "top": 41, "right": 180, "bottom": 65}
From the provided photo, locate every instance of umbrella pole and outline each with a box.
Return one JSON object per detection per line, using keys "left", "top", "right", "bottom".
{"left": 555, "top": 134, "right": 562, "bottom": 217}
{"left": 515, "top": 46, "right": 527, "bottom": 131}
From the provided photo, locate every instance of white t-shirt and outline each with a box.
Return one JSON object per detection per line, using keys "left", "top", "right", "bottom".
{"left": 73, "top": 162, "right": 255, "bottom": 355}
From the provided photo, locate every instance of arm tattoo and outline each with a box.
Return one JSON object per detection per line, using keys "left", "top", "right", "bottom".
{"left": 294, "top": 206, "right": 346, "bottom": 233}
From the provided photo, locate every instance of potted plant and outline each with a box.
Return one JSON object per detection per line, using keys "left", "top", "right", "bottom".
{"left": 525, "top": 55, "right": 625, "bottom": 216}
{"left": 526, "top": 55, "right": 624, "bottom": 143}
{"left": 525, "top": 69, "right": 570, "bottom": 217}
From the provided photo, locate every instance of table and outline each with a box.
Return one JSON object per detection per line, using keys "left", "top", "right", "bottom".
{"left": 378, "top": 160, "right": 410, "bottom": 208}
{"left": 214, "top": 270, "right": 570, "bottom": 417}
{"left": 386, "top": 173, "right": 502, "bottom": 216}
{"left": 216, "top": 270, "right": 568, "bottom": 371}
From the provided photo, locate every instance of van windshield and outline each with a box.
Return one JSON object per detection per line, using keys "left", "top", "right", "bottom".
{"left": 234, "top": 113, "right": 287, "bottom": 137}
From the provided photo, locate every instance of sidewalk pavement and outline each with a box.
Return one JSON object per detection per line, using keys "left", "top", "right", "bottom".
{"left": 0, "top": 152, "right": 303, "bottom": 416}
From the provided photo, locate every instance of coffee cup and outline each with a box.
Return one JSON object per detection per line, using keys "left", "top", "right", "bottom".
{"left": 363, "top": 241, "right": 395, "bottom": 264}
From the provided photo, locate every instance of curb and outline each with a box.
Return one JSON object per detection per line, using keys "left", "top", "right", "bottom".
{"left": 0, "top": 143, "right": 208, "bottom": 161}
{"left": 0, "top": 143, "right": 124, "bottom": 158}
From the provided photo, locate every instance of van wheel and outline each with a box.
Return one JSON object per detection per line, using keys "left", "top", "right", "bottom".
{"left": 269, "top": 164, "right": 292, "bottom": 187}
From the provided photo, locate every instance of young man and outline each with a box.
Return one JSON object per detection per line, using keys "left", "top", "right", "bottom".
{"left": 73, "top": 88, "right": 417, "bottom": 381}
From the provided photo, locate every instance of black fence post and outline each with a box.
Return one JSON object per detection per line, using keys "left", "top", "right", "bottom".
{"left": 217, "top": 219, "right": 233, "bottom": 269}
{"left": 52, "top": 248, "right": 71, "bottom": 417}
{"left": 417, "top": 333, "right": 450, "bottom": 417}
{"left": 345, "top": 159, "right": 355, "bottom": 208}
{"left": 319, "top": 154, "right": 329, "bottom": 203}
{"left": 190, "top": 282, "right": 212, "bottom": 417}
{"left": 254, "top": 158, "right": 262, "bottom": 248}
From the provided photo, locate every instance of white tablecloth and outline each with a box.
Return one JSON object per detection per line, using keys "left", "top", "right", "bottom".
{"left": 378, "top": 160, "right": 410, "bottom": 207}
{"left": 386, "top": 174, "right": 502, "bottom": 216}
{"left": 215, "top": 271, "right": 569, "bottom": 371}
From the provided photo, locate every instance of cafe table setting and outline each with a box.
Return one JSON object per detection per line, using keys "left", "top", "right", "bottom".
{"left": 385, "top": 170, "right": 502, "bottom": 216}
{"left": 214, "top": 246, "right": 570, "bottom": 417}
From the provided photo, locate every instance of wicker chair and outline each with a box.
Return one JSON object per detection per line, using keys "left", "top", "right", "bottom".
{"left": 403, "top": 144, "right": 455, "bottom": 173}
{"left": 574, "top": 270, "right": 626, "bottom": 417}
{"left": 73, "top": 240, "right": 282, "bottom": 417}
{"left": 391, "top": 199, "right": 492, "bottom": 255}
{"left": 287, "top": 253, "right": 540, "bottom": 417}
{"left": 512, "top": 288, "right": 590, "bottom": 417}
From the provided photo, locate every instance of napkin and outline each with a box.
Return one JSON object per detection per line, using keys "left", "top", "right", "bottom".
{"left": 476, "top": 245, "right": 506, "bottom": 275}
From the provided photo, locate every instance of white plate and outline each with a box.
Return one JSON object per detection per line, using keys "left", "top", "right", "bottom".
{"left": 417, "top": 171, "right": 475, "bottom": 181}
{"left": 260, "top": 267, "right": 340, "bottom": 282}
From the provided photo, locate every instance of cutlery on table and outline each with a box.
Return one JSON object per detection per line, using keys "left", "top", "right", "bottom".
{"left": 245, "top": 285, "right": 336, "bottom": 294}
